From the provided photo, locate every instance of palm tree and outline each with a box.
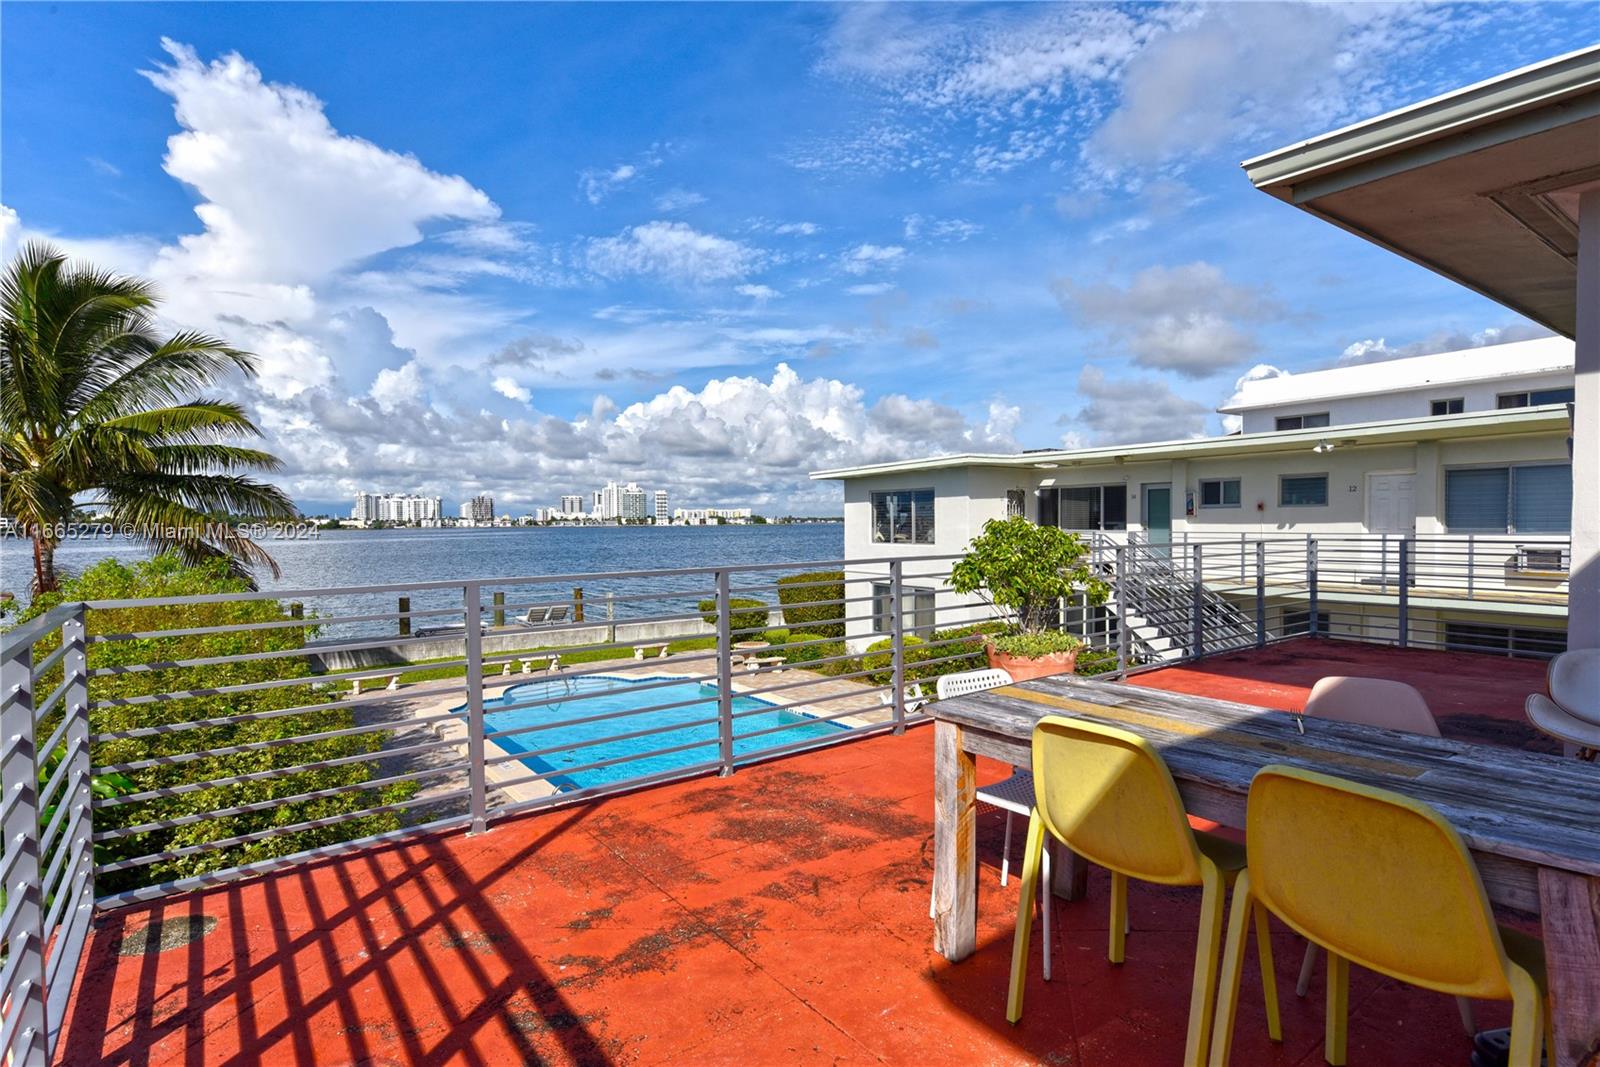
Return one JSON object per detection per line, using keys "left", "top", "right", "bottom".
{"left": 2, "top": 241, "right": 295, "bottom": 594}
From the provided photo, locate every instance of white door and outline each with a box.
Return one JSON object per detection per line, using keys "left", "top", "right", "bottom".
{"left": 1366, "top": 473, "right": 1416, "bottom": 582}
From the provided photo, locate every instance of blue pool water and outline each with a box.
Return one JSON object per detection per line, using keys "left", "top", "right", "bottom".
{"left": 469, "top": 674, "right": 844, "bottom": 791}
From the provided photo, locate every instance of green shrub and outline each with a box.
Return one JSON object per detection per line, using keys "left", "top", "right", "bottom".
{"left": 13, "top": 554, "right": 414, "bottom": 893}
{"left": 990, "top": 631, "right": 1084, "bottom": 658}
{"left": 861, "top": 635, "right": 940, "bottom": 684}
{"left": 697, "top": 597, "right": 769, "bottom": 636}
{"left": 776, "top": 631, "right": 844, "bottom": 667}
{"left": 775, "top": 571, "right": 845, "bottom": 637}
{"left": 1073, "top": 648, "right": 1121, "bottom": 676}
{"left": 949, "top": 517, "right": 1107, "bottom": 633}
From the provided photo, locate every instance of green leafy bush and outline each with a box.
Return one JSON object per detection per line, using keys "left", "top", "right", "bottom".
{"left": 1073, "top": 648, "right": 1121, "bottom": 676}
{"left": 775, "top": 571, "right": 845, "bottom": 637}
{"left": 861, "top": 635, "right": 941, "bottom": 684}
{"left": 990, "top": 631, "right": 1084, "bottom": 658}
{"left": 13, "top": 554, "right": 414, "bottom": 892}
{"left": 948, "top": 517, "right": 1108, "bottom": 634}
{"left": 697, "top": 597, "right": 769, "bottom": 636}
{"left": 776, "top": 631, "right": 845, "bottom": 668}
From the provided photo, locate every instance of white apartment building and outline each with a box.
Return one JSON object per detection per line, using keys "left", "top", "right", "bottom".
{"left": 351, "top": 492, "right": 443, "bottom": 526}
{"left": 674, "top": 507, "right": 754, "bottom": 525}
{"left": 654, "top": 490, "right": 669, "bottom": 525}
{"left": 620, "top": 484, "right": 648, "bottom": 521}
{"left": 813, "top": 338, "right": 1575, "bottom": 654}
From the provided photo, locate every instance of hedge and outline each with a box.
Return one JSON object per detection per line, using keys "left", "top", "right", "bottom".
{"left": 775, "top": 571, "right": 845, "bottom": 637}
{"left": 12, "top": 554, "right": 413, "bottom": 892}
{"left": 697, "top": 597, "right": 769, "bottom": 636}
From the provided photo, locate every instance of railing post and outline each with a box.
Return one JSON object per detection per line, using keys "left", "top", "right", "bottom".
{"left": 1115, "top": 546, "right": 1130, "bottom": 677}
{"left": 492, "top": 591, "right": 505, "bottom": 628}
{"left": 1380, "top": 533, "right": 1389, "bottom": 595}
{"left": 397, "top": 596, "right": 410, "bottom": 637}
{"left": 1467, "top": 534, "right": 1475, "bottom": 598}
{"left": 1240, "top": 531, "right": 1247, "bottom": 582}
{"left": 573, "top": 586, "right": 584, "bottom": 623}
{"left": 889, "top": 559, "right": 906, "bottom": 733}
{"left": 463, "top": 583, "right": 487, "bottom": 834}
{"left": 63, "top": 604, "right": 93, "bottom": 910}
{"left": 2, "top": 626, "right": 48, "bottom": 1063}
{"left": 714, "top": 570, "right": 734, "bottom": 774}
{"left": 1307, "top": 539, "right": 1320, "bottom": 636}
{"left": 1191, "top": 543, "right": 1204, "bottom": 659}
{"left": 1255, "top": 541, "right": 1267, "bottom": 648}
{"left": 1398, "top": 538, "right": 1411, "bottom": 649}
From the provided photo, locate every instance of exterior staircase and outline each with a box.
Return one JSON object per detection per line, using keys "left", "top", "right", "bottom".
{"left": 1099, "top": 534, "right": 1257, "bottom": 664}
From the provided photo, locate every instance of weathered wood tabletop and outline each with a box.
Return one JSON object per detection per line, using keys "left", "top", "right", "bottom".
{"left": 930, "top": 675, "right": 1600, "bottom": 1067}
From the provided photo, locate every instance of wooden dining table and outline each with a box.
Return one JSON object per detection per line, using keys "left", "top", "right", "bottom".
{"left": 930, "top": 674, "right": 1600, "bottom": 1067}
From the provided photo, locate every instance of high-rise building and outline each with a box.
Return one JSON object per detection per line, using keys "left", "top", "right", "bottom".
{"left": 353, "top": 492, "right": 441, "bottom": 525}
{"left": 620, "top": 484, "right": 647, "bottom": 521}
{"left": 653, "top": 490, "right": 669, "bottom": 524}
{"left": 459, "top": 494, "right": 494, "bottom": 525}
{"left": 559, "top": 494, "right": 584, "bottom": 516}
{"left": 353, "top": 492, "right": 378, "bottom": 524}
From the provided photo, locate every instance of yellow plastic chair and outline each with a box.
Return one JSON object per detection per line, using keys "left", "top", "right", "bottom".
{"left": 1005, "top": 717, "right": 1280, "bottom": 1067}
{"left": 1209, "top": 765, "right": 1548, "bottom": 1067}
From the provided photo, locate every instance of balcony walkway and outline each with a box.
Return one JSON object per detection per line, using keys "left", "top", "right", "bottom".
{"left": 58, "top": 641, "right": 1551, "bottom": 1066}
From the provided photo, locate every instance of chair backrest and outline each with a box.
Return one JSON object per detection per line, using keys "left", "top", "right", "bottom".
{"left": 1245, "top": 765, "right": 1516, "bottom": 999}
{"left": 1549, "top": 649, "right": 1600, "bottom": 726}
{"left": 1030, "top": 716, "right": 1203, "bottom": 886}
{"left": 548, "top": 605, "right": 569, "bottom": 623}
{"left": 1304, "top": 676, "right": 1440, "bottom": 737}
{"left": 524, "top": 606, "right": 551, "bottom": 624}
{"left": 935, "top": 668, "right": 1014, "bottom": 701}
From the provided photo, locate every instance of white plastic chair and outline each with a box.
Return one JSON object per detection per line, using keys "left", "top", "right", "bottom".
{"left": 1525, "top": 649, "right": 1600, "bottom": 757}
{"left": 1297, "top": 676, "right": 1476, "bottom": 1036}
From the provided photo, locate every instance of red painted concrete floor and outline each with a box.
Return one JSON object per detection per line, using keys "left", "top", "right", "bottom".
{"left": 58, "top": 643, "right": 1549, "bottom": 1066}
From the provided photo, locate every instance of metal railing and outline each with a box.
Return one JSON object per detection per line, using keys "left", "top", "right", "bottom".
{"left": 0, "top": 536, "right": 1571, "bottom": 1062}
{"left": 1, "top": 552, "right": 1084, "bottom": 1064}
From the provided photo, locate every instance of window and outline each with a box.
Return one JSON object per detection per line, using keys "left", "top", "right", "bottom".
{"left": 1275, "top": 412, "right": 1331, "bottom": 431}
{"left": 1444, "top": 623, "right": 1566, "bottom": 660}
{"left": 1005, "top": 489, "right": 1026, "bottom": 519}
{"left": 1282, "top": 609, "right": 1330, "bottom": 635}
{"left": 1498, "top": 387, "right": 1575, "bottom": 409}
{"left": 1444, "top": 464, "right": 1571, "bottom": 533}
{"left": 1430, "top": 398, "right": 1464, "bottom": 416}
{"left": 870, "top": 488, "right": 935, "bottom": 544}
{"left": 1279, "top": 474, "right": 1328, "bottom": 507}
{"left": 1039, "top": 486, "right": 1127, "bottom": 531}
{"left": 1198, "top": 478, "right": 1241, "bottom": 508}
{"left": 871, "top": 584, "right": 936, "bottom": 635}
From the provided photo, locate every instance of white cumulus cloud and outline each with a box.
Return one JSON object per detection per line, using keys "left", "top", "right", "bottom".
{"left": 587, "top": 221, "right": 764, "bottom": 284}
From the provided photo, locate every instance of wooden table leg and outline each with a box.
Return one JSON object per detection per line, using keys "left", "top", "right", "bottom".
{"left": 1048, "top": 838, "right": 1089, "bottom": 901}
{"left": 933, "top": 719, "right": 977, "bottom": 962}
{"left": 1538, "top": 868, "right": 1600, "bottom": 1067}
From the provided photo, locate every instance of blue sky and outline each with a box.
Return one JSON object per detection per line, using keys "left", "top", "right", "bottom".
{"left": 4, "top": 3, "right": 1595, "bottom": 515}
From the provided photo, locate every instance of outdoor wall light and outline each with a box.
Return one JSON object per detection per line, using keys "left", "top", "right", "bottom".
{"left": 1313, "top": 440, "right": 1335, "bottom": 454}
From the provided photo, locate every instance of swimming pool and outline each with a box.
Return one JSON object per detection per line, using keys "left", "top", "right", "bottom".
{"left": 468, "top": 674, "right": 844, "bottom": 791}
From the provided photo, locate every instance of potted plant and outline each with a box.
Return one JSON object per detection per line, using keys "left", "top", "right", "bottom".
{"left": 948, "top": 516, "right": 1110, "bottom": 682}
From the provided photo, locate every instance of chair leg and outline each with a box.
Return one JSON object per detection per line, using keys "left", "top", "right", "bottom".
{"left": 1207, "top": 870, "right": 1255, "bottom": 1067}
{"left": 1041, "top": 844, "right": 1052, "bottom": 982}
{"left": 1184, "top": 862, "right": 1227, "bottom": 1067}
{"left": 1297, "top": 940, "right": 1319, "bottom": 997}
{"left": 1109, "top": 870, "right": 1128, "bottom": 964}
{"left": 1252, "top": 901, "right": 1282, "bottom": 1043}
{"left": 1505, "top": 969, "right": 1543, "bottom": 1067}
{"left": 1001, "top": 809, "right": 1013, "bottom": 887}
{"left": 1006, "top": 812, "right": 1047, "bottom": 1025}
{"left": 1454, "top": 995, "right": 1475, "bottom": 1038}
{"left": 1325, "top": 951, "right": 1349, "bottom": 1066}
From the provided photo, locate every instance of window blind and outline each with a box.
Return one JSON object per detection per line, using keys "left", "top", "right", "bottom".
{"left": 1445, "top": 468, "right": 1510, "bottom": 530}
{"left": 1511, "top": 464, "right": 1571, "bottom": 533}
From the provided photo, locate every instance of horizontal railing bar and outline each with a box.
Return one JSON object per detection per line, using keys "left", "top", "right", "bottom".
{"left": 486, "top": 710, "right": 723, "bottom": 767}
{"left": 90, "top": 658, "right": 472, "bottom": 708}
{"left": 96, "top": 710, "right": 463, "bottom": 774}
{"left": 730, "top": 704, "right": 865, "bottom": 744}
{"left": 485, "top": 733, "right": 722, "bottom": 786}
{"left": 95, "top": 812, "right": 474, "bottom": 908}
{"left": 92, "top": 681, "right": 468, "bottom": 741}
{"left": 88, "top": 604, "right": 463, "bottom": 643}
{"left": 41, "top": 834, "right": 91, "bottom": 936}
{"left": 99, "top": 789, "right": 471, "bottom": 872}
{"left": 734, "top": 716, "right": 910, "bottom": 769}
{"left": 97, "top": 736, "right": 461, "bottom": 808}
{"left": 37, "top": 708, "right": 78, "bottom": 768}
{"left": 95, "top": 762, "right": 467, "bottom": 841}
{"left": 731, "top": 684, "right": 887, "bottom": 720}
{"left": 730, "top": 663, "right": 884, "bottom": 694}
{"left": 32, "top": 671, "right": 78, "bottom": 724}
{"left": 484, "top": 692, "right": 720, "bottom": 745}
{"left": 31, "top": 640, "right": 73, "bottom": 681}
{"left": 0, "top": 604, "right": 79, "bottom": 655}
{"left": 489, "top": 760, "right": 723, "bottom": 819}
{"left": 88, "top": 631, "right": 456, "bottom": 676}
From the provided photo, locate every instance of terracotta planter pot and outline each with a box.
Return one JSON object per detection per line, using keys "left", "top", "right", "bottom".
{"left": 984, "top": 643, "right": 1080, "bottom": 682}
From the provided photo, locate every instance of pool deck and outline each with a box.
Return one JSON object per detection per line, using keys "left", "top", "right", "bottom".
{"left": 57, "top": 641, "right": 1558, "bottom": 1065}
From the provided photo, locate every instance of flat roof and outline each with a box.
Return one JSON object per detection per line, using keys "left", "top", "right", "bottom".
{"left": 1245, "top": 45, "right": 1600, "bottom": 338}
{"left": 810, "top": 405, "right": 1569, "bottom": 480}
{"left": 1219, "top": 335, "right": 1574, "bottom": 413}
